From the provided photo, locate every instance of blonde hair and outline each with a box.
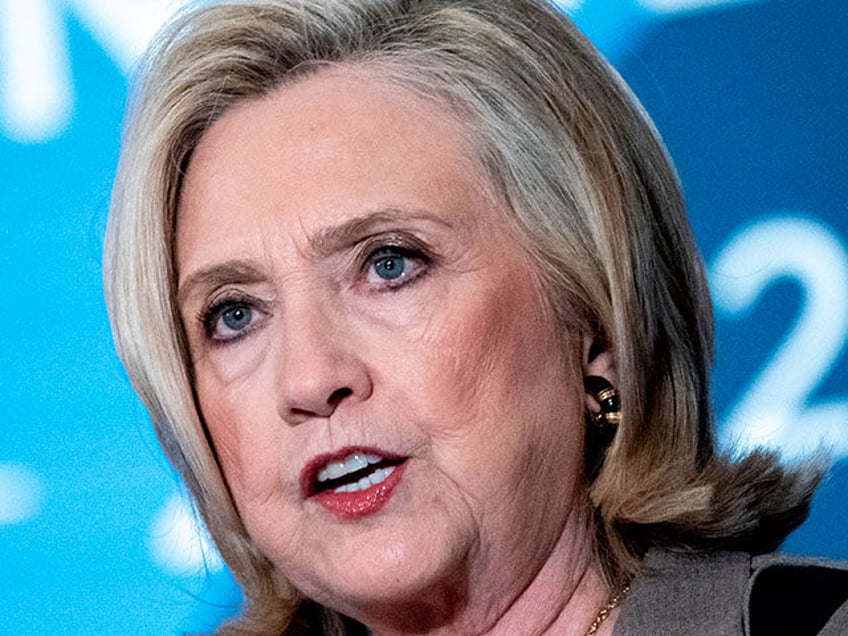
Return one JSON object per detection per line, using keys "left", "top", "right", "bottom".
{"left": 104, "top": 0, "right": 821, "bottom": 633}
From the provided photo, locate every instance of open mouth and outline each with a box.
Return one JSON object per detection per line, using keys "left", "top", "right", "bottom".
{"left": 305, "top": 450, "right": 406, "bottom": 497}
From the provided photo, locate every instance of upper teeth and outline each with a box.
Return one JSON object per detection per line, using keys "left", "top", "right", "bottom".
{"left": 317, "top": 453, "right": 383, "bottom": 483}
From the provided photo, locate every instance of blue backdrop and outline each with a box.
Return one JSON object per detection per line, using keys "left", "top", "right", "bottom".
{"left": 1, "top": 0, "right": 845, "bottom": 633}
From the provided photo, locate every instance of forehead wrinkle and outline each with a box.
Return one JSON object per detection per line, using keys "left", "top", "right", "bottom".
{"left": 306, "top": 207, "right": 458, "bottom": 258}
{"left": 177, "top": 259, "right": 267, "bottom": 305}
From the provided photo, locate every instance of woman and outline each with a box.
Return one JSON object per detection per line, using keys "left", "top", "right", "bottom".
{"left": 104, "top": 0, "right": 847, "bottom": 634}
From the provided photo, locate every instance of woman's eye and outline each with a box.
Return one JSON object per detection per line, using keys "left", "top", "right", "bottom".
{"left": 364, "top": 247, "right": 427, "bottom": 288}
{"left": 374, "top": 255, "right": 406, "bottom": 280}
{"left": 203, "top": 300, "right": 262, "bottom": 342}
{"left": 221, "top": 305, "right": 252, "bottom": 331}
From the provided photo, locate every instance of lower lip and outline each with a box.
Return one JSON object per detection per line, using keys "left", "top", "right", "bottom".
{"left": 311, "top": 462, "right": 407, "bottom": 521}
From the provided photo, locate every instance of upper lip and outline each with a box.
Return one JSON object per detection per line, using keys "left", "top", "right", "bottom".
{"left": 300, "top": 446, "right": 406, "bottom": 497}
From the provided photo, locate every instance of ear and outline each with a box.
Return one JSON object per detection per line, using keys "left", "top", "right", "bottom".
{"left": 582, "top": 334, "right": 616, "bottom": 415}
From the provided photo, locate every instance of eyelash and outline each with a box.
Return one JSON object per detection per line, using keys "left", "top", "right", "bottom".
{"left": 199, "top": 293, "right": 267, "bottom": 344}
{"left": 195, "top": 239, "right": 434, "bottom": 345}
{"left": 359, "top": 241, "right": 432, "bottom": 291}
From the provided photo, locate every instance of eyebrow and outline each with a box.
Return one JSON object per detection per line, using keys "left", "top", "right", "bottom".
{"left": 177, "top": 259, "right": 267, "bottom": 306}
{"left": 177, "top": 207, "right": 456, "bottom": 304}
{"left": 308, "top": 207, "right": 454, "bottom": 257}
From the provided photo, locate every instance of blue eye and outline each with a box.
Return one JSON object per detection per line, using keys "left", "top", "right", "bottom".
{"left": 221, "top": 304, "right": 252, "bottom": 332}
{"left": 374, "top": 255, "right": 406, "bottom": 280}
{"left": 201, "top": 298, "right": 264, "bottom": 343}
{"left": 364, "top": 246, "right": 429, "bottom": 289}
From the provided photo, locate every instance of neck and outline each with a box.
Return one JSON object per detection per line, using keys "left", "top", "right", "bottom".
{"left": 362, "top": 506, "right": 615, "bottom": 636}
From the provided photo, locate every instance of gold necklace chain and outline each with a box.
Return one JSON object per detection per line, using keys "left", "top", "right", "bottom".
{"left": 584, "top": 585, "right": 630, "bottom": 636}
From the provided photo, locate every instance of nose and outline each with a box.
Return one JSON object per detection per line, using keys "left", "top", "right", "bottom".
{"left": 275, "top": 301, "right": 372, "bottom": 425}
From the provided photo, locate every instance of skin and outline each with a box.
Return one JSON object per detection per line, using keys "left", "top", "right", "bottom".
{"left": 176, "top": 68, "right": 617, "bottom": 635}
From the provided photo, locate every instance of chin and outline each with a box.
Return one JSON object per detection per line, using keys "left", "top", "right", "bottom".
{"left": 292, "top": 517, "right": 475, "bottom": 619}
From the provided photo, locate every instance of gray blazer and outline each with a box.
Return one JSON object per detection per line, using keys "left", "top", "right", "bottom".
{"left": 613, "top": 550, "right": 848, "bottom": 635}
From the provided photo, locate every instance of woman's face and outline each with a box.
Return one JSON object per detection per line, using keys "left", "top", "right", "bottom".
{"left": 177, "top": 69, "right": 591, "bottom": 622}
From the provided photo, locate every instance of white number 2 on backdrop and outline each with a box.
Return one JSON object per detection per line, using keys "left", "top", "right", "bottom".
{"left": 710, "top": 215, "right": 848, "bottom": 460}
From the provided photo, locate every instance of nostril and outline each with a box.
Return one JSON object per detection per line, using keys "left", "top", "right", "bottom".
{"left": 328, "top": 387, "right": 353, "bottom": 406}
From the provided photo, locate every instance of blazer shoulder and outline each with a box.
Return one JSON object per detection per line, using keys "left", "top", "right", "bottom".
{"left": 747, "top": 553, "right": 848, "bottom": 636}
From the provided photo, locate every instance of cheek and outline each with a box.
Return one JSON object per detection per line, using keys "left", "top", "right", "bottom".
{"left": 414, "top": 272, "right": 586, "bottom": 510}
{"left": 421, "top": 274, "right": 573, "bottom": 428}
{"left": 193, "top": 359, "right": 283, "bottom": 505}
{"left": 190, "top": 330, "right": 271, "bottom": 387}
